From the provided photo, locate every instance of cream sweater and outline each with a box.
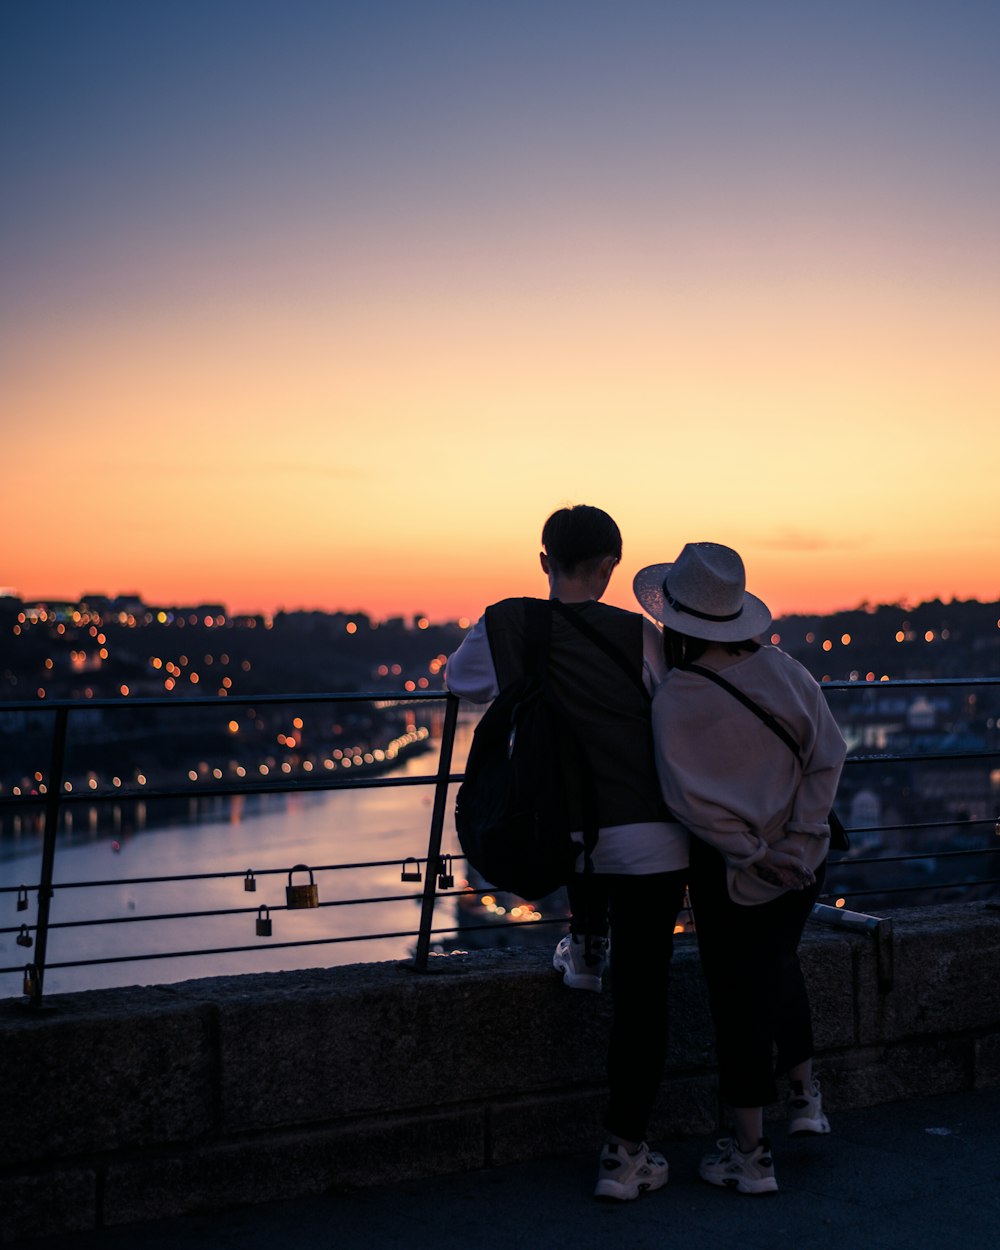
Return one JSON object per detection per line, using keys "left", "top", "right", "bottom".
{"left": 650, "top": 645, "right": 847, "bottom": 905}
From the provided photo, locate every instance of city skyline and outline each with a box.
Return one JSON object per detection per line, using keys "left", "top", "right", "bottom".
{"left": 3, "top": 2, "right": 999, "bottom": 620}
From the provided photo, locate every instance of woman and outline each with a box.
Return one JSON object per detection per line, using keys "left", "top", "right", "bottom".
{"left": 634, "top": 541, "right": 846, "bottom": 1194}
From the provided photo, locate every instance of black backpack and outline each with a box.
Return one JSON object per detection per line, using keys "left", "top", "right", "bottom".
{"left": 454, "top": 598, "right": 646, "bottom": 900}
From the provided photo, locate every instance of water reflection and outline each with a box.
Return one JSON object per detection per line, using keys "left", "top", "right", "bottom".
{"left": 0, "top": 715, "right": 568, "bottom": 998}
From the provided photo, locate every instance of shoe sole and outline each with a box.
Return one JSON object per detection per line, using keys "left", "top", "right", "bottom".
{"left": 699, "top": 1169, "right": 778, "bottom": 1195}
{"left": 594, "top": 1171, "right": 668, "bottom": 1201}
{"left": 552, "top": 955, "right": 602, "bottom": 993}
{"left": 788, "top": 1115, "right": 830, "bottom": 1135}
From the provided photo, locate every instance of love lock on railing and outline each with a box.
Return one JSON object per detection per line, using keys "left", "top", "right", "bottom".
{"left": 401, "top": 857, "right": 422, "bottom": 882}
{"left": 285, "top": 864, "right": 319, "bottom": 908}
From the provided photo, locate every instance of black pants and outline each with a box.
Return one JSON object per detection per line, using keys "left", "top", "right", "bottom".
{"left": 569, "top": 869, "right": 688, "bottom": 1143}
{"left": 688, "top": 838, "right": 824, "bottom": 1108}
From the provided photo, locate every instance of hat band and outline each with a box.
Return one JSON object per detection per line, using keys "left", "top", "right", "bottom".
{"left": 663, "top": 578, "right": 742, "bottom": 623}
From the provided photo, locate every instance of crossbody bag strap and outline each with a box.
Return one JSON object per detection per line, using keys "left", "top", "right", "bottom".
{"left": 684, "top": 662, "right": 803, "bottom": 762}
{"left": 550, "top": 600, "right": 650, "bottom": 701}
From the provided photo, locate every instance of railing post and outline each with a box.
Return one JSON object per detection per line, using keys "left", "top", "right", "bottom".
{"left": 413, "top": 694, "right": 460, "bottom": 971}
{"left": 27, "top": 705, "right": 69, "bottom": 1007}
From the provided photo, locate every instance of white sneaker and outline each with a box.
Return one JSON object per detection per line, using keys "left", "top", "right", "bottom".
{"left": 594, "top": 1141, "right": 669, "bottom": 1201}
{"left": 787, "top": 1077, "right": 830, "bottom": 1135}
{"left": 552, "top": 934, "right": 609, "bottom": 992}
{"left": 699, "top": 1137, "right": 778, "bottom": 1194}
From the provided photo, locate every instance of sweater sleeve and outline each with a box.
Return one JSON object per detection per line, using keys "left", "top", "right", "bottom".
{"left": 444, "top": 616, "right": 498, "bottom": 703}
{"left": 785, "top": 679, "right": 847, "bottom": 836}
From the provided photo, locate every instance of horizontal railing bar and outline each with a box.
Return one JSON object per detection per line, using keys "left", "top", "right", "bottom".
{"left": 0, "top": 891, "right": 437, "bottom": 932}
{"left": 820, "top": 676, "right": 1000, "bottom": 690}
{"left": 0, "top": 916, "right": 572, "bottom": 973}
{"left": 830, "top": 848, "right": 1000, "bottom": 868}
{"left": 844, "top": 749, "right": 999, "bottom": 765}
{"left": 2, "top": 745, "right": 997, "bottom": 812}
{"left": 2, "top": 675, "right": 998, "bottom": 718}
{"left": 821, "top": 878, "right": 1000, "bottom": 899}
{"left": 5, "top": 859, "right": 441, "bottom": 890}
{"left": 0, "top": 690, "right": 453, "bottom": 713}
{"left": 0, "top": 772, "right": 465, "bottom": 809}
{"left": 3, "top": 841, "right": 994, "bottom": 899}
{"left": 835, "top": 817, "right": 996, "bottom": 835}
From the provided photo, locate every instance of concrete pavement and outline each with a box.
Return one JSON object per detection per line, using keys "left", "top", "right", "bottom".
{"left": 12, "top": 1086, "right": 1000, "bottom": 1250}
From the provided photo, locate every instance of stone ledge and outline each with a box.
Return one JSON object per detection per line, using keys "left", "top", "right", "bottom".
{"left": 0, "top": 1166, "right": 97, "bottom": 1243}
{"left": 3, "top": 902, "right": 998, "bottom": 1239}
{"left": 102, "top": 1107, "right": 486, "bottom": 1227}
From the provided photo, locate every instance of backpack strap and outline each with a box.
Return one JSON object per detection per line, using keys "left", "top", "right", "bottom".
{"left": 683, "top": 662, "right": 803, "bottom": 762}
{"left": 522, "top": 597, "right": 555, "bottom": 678}
{"left": 550, "top": 600, "right": 650, "bottom": 701}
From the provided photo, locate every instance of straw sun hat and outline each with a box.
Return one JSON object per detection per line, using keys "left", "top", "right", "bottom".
{"left": 633, "top": 542, "right": 772, "bottom": 642}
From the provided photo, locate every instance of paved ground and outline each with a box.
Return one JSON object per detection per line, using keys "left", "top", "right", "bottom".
{"left": 14, "top": 1087, "right": 1000, "bottom": 1250}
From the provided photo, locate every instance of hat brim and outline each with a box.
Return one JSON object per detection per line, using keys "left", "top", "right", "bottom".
{"left": 633, "top": 562, "right": 772, "bottom": 642}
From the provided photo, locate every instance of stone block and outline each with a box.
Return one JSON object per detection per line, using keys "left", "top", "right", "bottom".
{"left": 851, "top": 919, "right": 891, "bottom": 1046}
{"left": 815, "top": 1035, "right": 970, "bottom": 1111}
{"left": 0, "top": 986, "right": 216, "bottom": 1165}
{"left": 198, "top": 951, "right": 613, "bottom": 1132}
{"left": 649, "top": 1071, "right": 719, "bottom": 1139}
{"left": 799, "top": 927, "right": 857, "bottom": 1051}
{"left": 102, "top": 1107, "right": 485, "bottom": 1226}
{"left": 880, "top": 903, "right": 1000, "bottom": 1040}
{"left": 974, "top": 1032, "right": 1000, "bottom": 1088}
{"left": 0, "top": 1167, "right": 97, "bottom": 1242}
{"left": 489, "top": 1088, "right": 608, "bottom": 1166}
{"left": 662, "top": 944, "right": 716, "bottom": 1070}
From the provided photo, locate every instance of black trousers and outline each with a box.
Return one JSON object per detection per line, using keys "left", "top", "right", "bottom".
{"left": 688, "top": 838, "right": 824, "bottom": 1108}
{"left": 569, "top": 869, "right": 688, "bottom": 1143}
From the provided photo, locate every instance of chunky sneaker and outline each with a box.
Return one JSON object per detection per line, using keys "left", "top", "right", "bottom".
{"left": 787, "top": 1077, "right": 830, "bottom": 1135}
{"left": 699, "top": 1137, "right": 778, "bottom": 1194}
{"left": 594, "top": 1141, "right": 669, "bottom": 1201}
{"left": 553, "top": 934, "right": 609, "bottom": 992}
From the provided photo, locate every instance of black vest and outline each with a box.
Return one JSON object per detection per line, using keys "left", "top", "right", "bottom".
{"left": 484, "top": 597, "right": 668, "bottom": 830}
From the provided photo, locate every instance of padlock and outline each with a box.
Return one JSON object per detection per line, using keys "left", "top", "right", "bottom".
{"left": 255, "top": 905, "right": 272, "bottom": 937}
{"left": 17, "top": 886, "right": 29, "bottom": 912}
{"left": 16, "top": 925, "right": 33, "bottom": 948}
{"left": 244, "top": 869, "right": 257, "bottom": 892}
{"left": 437, "top": 855, "right": 455, "bottom": 890}
{"left": 401, "top": 857, "right": 422, "bottom": 882}
{"left": 285, "top": 864, "right": 319, "bottom": 909}
{"left": 23, "top": 964, "right": 40, "bottom": 999}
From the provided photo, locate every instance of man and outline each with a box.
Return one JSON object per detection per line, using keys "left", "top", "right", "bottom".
{"left": 446, "top": 504, "right": 688, "bottom": 1201}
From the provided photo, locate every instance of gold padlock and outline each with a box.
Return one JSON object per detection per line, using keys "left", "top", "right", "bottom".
{"left": 285, "top": 864, "right": 319, "bottom": 909}
{"left": 23, "top": 963, "right": 40, "bottom": 1000}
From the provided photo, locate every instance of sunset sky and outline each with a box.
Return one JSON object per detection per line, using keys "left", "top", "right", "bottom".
{"left": 3, "top": 1, "right": 998, "bottom": 621}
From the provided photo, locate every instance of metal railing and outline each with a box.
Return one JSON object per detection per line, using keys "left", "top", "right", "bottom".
{"left": 2, "top": 678, "right": 999, "bottom": 1006}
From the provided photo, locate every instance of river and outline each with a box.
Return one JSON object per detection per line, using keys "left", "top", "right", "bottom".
{"left": 0, "top": 718, "right": 557, "bottom": 998}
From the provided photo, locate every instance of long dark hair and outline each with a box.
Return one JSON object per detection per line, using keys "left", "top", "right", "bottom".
{"left": 662, "top": 627, "right": 759, "bottom": 670}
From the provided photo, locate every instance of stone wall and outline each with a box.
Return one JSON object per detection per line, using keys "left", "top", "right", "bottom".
{"left": 3, "top": 901, "right": 999, "bottom": 1241}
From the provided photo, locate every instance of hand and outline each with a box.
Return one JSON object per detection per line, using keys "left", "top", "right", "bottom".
{"left": 755, "top": 846, "right": 815, "bottom": 891}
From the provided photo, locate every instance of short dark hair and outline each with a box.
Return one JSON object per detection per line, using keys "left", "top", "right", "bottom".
{"left": 662, "top": 627, "right": 759, "bottom": 669}
{"left": 541, "top": 505, "right": 622, "bottom": 575}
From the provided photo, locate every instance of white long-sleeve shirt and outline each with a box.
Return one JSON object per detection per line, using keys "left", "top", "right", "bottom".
{"left": 650, "top": 645, "right": 846, "bottom": 904}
